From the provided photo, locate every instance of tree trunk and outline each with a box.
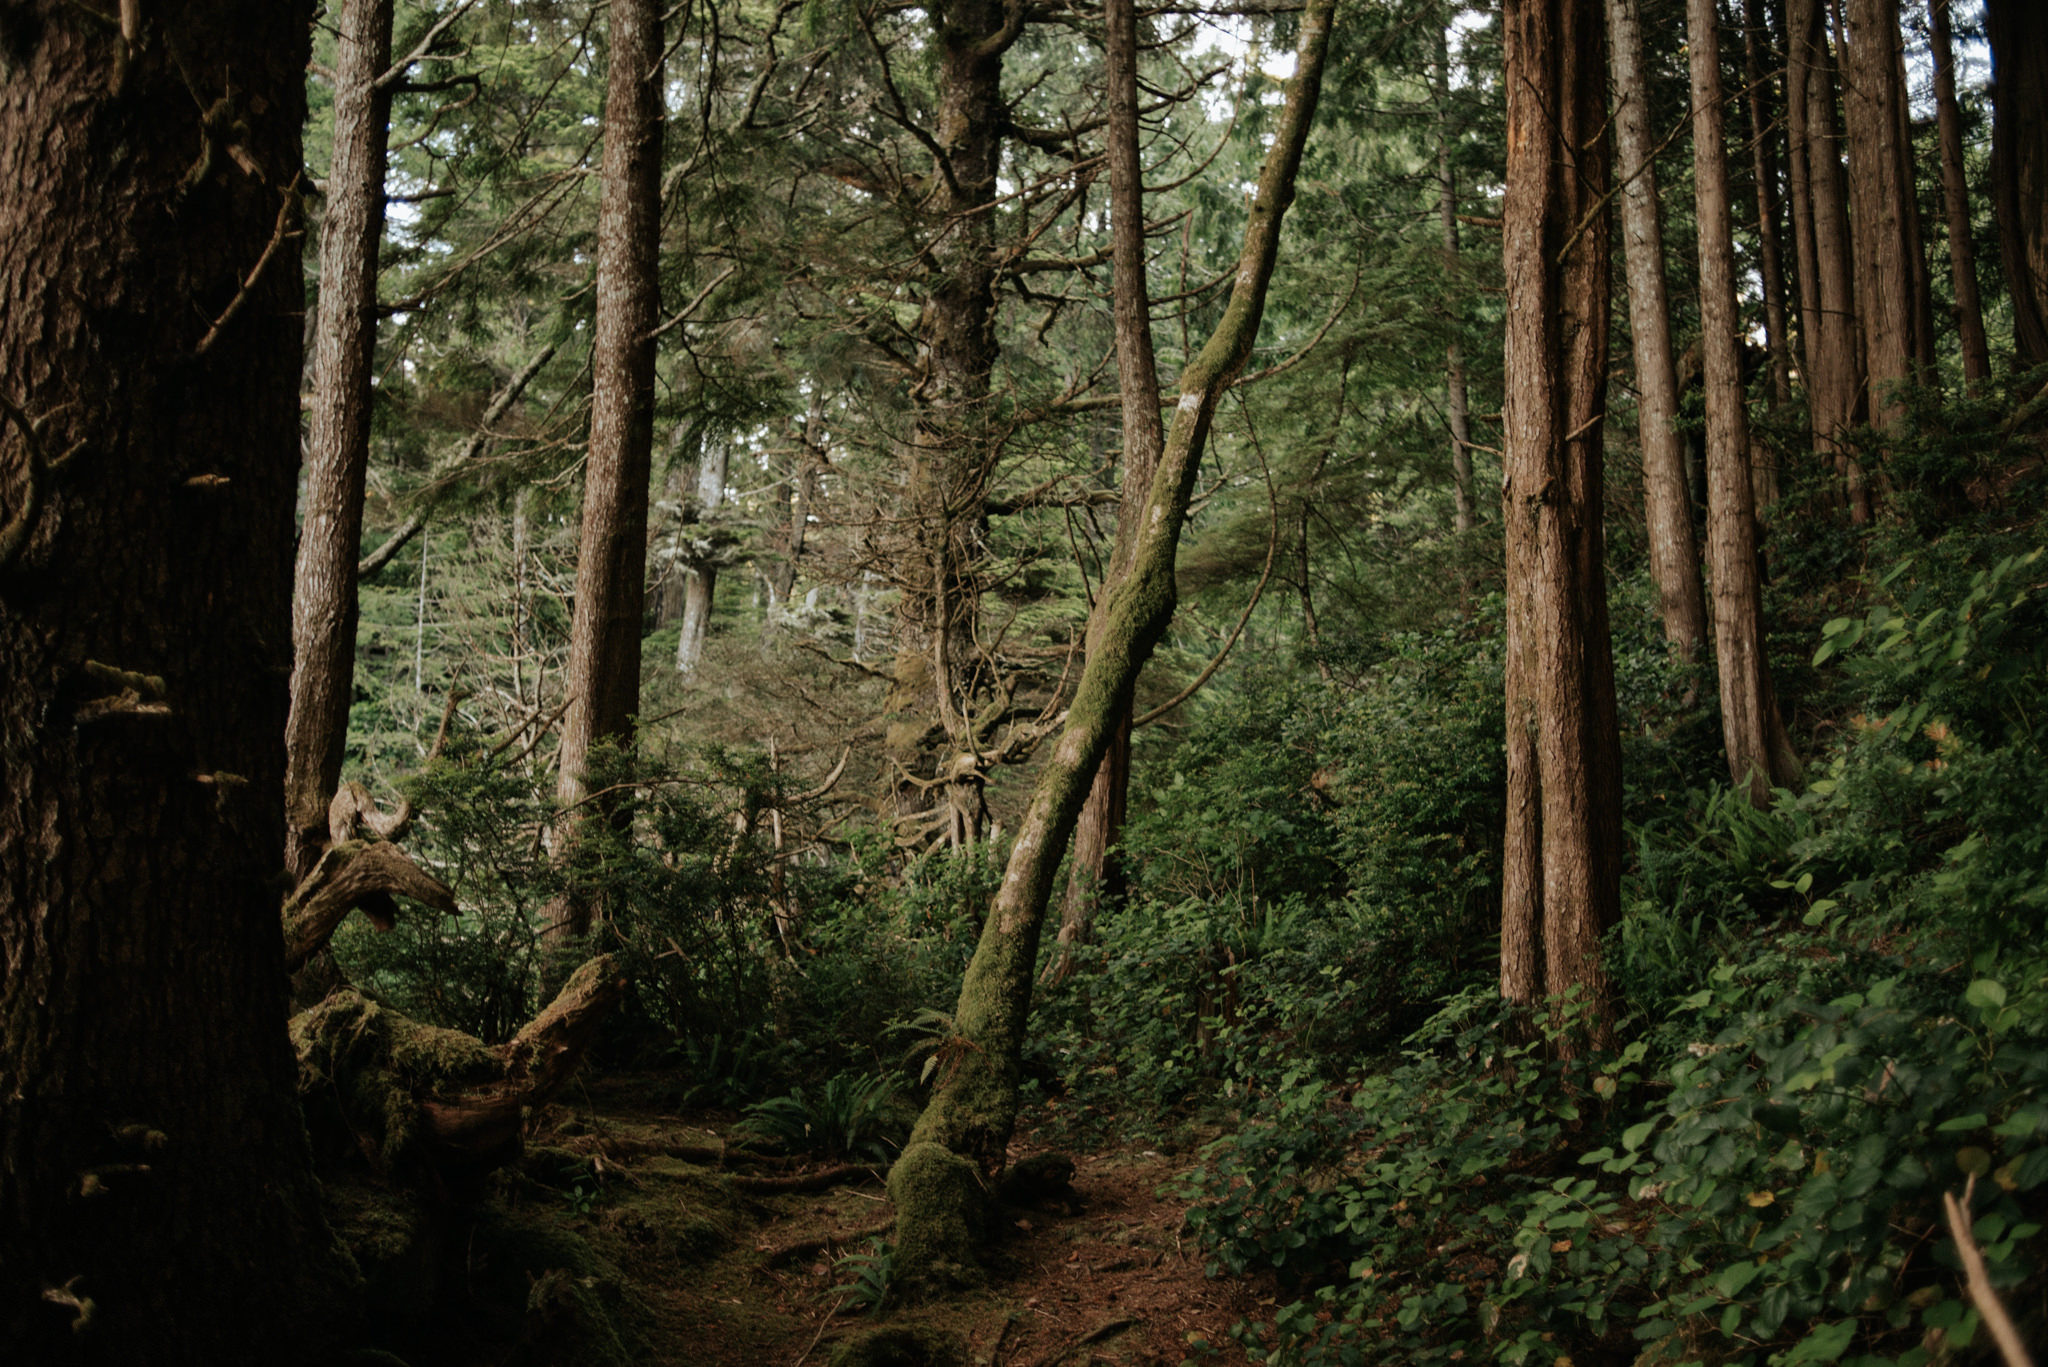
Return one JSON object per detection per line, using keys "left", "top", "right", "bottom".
{"left": 285, "top": 0, "right": 396, "bottom": 883}
{"left": 1840, "top": 0, "right": 1916, "bottom": 429}
{"left": 1744, "top": 0, "right": 1796, "bottom": 412}
{"left": 1437, "top": 17, "right": 1476, "bottom": 535}
{"left": 1930, "top": 0, "right": 1992, "bottom": 392}
{"left": 1050, "top": 0, "right": 1169, "bottom": 969}
{"left": 888, "top": 0, "right": 1333, "bottom": 1287}
{"left": 1691, "top": 0, "right": 1805, "bottom": 806}
{"left": 893, "top": 0, "right": 1020, "bottom": 843}
{"left": 1499, "top": 0, "right": 1623, "bottom": 1053}
{"left": 677, "top": 433, "right": 729, "bottom": 674}
{"left": 1789, "top": 0, "right": 1873, "bottom": 521}
{"left": 0, "top": 3, "right": 353, "bottom": 1356}
{"left": 1987, "top": 0, "right": 2048, "bottom": 371}
{"left": 549, "top": 0, "right": 666, "bottom": 942}
{"left": 1608, "top": 0, "right": 1708, "bottom": 659}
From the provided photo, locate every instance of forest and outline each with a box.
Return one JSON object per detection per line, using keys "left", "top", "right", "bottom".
{"left": 1, "top": 0, "right": 2045, "bottom": 1363}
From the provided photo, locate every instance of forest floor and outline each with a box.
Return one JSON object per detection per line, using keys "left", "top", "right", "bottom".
{"left": 343, "top": 1074, "right": 1275, "bottom": 1367}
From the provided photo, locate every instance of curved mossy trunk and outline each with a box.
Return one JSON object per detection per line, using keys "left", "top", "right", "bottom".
{"left": 887, "top": 0, "right": 1336, "bottom": 1288}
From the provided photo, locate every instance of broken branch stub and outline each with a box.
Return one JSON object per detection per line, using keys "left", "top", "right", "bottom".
{"left": 281, "top": 839, "right": 457, "bottom": 973}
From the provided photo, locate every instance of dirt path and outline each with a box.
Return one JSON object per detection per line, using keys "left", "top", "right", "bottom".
{"left": 531, "top": 1093, "right": 1274, "bottom": 1366}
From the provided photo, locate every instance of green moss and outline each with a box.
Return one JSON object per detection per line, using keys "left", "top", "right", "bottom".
{"left": 886, "top": 1142, "right": 989, "bottom": 1292}
{"left": 321, "top": 1176, "right": 444, "bottom": 1324}
{"left": 291, "top": 988, "right": 501, "bottom": 1174}
{"left": 470, "top": 1207, "right": 645, "bottom": 1367}
{"left": 521, "top": 1269, "right": 632, "bottom": 1367}
{"left": 826, "top": 1325, "right": 970, "bottom": 1367}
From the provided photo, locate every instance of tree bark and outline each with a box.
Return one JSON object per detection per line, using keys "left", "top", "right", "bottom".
{"left": 285, "top": 0, "right": 397, "bottom": 884}
{"left": 1051, "top": 0, "right": 1169, "bottom": 968}
{"left": 677, "top": 432, "right": 729, "bottom": 674}
{"left": 1607, "top": 0, "right": 1708, "bottom": 659}
{"left": 1499, "top": 0, "right": 1623, "bottom": 1053}
{"left": 1691, "top": 0, "right": 1805, "bottom": 807}
{"left": 1437, "top": 16, "right": 1476, "bottom": 535}
{"left": 1930, "top": 0, "right": 1992, "bottom": 392}
{"left": 888, "top": 0, "right": 1333, "bottom": 1285}
{"left": 1987, "top": 0, "right": 2048, "bottom": 371}
{"left": 1788, "top": 0, "right": 1873, "bottom": 521}
{"left": 549, "top": 0, "right": 666, "bottom": 942}
{"left": 0, "top": 3, "right": 353, "bottom": 1356}
{"left": 1840, "top": 0, "right": 1917, "bottom": 429}
{"left": 1744, "top": 0, "right": 1796, "bottom": 413}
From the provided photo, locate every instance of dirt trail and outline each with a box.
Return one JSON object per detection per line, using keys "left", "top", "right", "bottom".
{"left": 528, "top": 1086, "right": 1274, "bottom": 1366}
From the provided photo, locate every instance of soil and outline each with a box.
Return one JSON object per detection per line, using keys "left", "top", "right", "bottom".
{"left": 341, "top": 1074, "right": 1279, "bottom": 1366}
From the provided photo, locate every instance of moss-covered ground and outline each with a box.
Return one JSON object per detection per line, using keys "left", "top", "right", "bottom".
{"left": 318, "top": 1074, "right": 1272, "bottom": 1366}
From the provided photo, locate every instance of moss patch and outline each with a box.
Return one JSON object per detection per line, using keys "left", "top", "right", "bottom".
{"left": 887, "top": 1142, "right": 989, "bottom": 1293}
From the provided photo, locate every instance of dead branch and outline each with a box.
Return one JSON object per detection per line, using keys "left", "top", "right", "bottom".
{"left": 757, "top": 1214, "right": 896, "bottom": 1265}
{"left": 729, "top": 1163, "right": 875, "bottom": 1195}
{"left": 194, "top": 176, "right": 301, "bottom": 355}
{"left": 1943, "top": 1178, "right": 2037, "bottom": 1367}
{"left": 281, "top": 840, "right": 457, "bottom": 973}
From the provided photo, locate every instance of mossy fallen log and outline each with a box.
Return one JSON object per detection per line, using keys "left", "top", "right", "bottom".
{"left": 292, "top": 956, "right": 627, "bottom": 1177}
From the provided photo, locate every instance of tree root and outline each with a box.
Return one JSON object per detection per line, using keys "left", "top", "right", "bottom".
{"left": 757, "top": 1214, "right": 896, "bottom": 1265}
{"left": 282, "top": 839, "right": 456, "bottom": 973}
{"left": 729, "top": 1162, "right": 876, "bottom": 1195}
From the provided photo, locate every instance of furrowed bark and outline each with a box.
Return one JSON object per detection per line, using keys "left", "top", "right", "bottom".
{"left": 549, "top": 0, "right": 666, "bottom": 943}
{"left": 1438, "top": 16, "right": 1476, "bottom": 535}
{"left": 1499, "top": 0, "right": 1623, "bottom": 1053}
{"left": 1691, "top": 0, "right": 1804, "bottom": 806}
{"left": 0, "top": 2, "right": 353, "bottom": 1355}
{"left": 286, "top": 0, "right": 397, "bottom": 883}
{"left": 1987, "top": 0, "right": 2048, "bottom": 371}
{"left": 1744, "top": 0, "right": 1794, "bottom": 414}
{"left": 1607, "top": 0, "right": 1707, "bottom": 659}
{"left": 1840, "top": 0, "right": 1918, "bottom": 430}
{"left": 888, "top": 0, "right": 1334, "bottom": 1282}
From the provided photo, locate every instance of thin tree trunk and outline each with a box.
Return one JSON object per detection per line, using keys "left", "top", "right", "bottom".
{"left": 1691, "top": 0, "right": 1805, "bottom": 806}
{"left": 888, "top": 0, "right": 1332, "bottom": 1287}
{"left": 513, "top": 483, "right": 533, "bottom": 707}
{"left": 1499, "top": 0, "right": 1623, "bottom": 1052}
{"left": 549, "top": 0, "right": 666, "bottom": 943}
{"left": 1608, "top": 0, "right": 1708, "bottom": 659}
{"left": 1987, "top": 0, "right": 2048, "bottom": 371}
{"left": 285, "top": 0, "right": 396, "bottom": 882}
{"left": 1791, "top": 0, "right": 1873, "bottom": 520}
{"left": 0, "top": 3, "right": 352, "bottom": 1355}
{"left": 1841, "top": 0, "right": 1916, "bottom": 429}
{"left": 1745, "top": 0, "right": 1796, "bottom": 412}
{"left": 677, "top": 432, "right": 728, "bottom": 673}
{"left": 1051, "top": 0, "right": 1168, "bottom": 969}
{"left": 1437, "top": 17, "right": 1476, "bottom": 534}
{"left": 1930, "top": 0, "right": 1992, "bottom": 391}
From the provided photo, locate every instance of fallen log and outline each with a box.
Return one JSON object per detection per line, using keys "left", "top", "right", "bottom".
{"left": 292, "top": 955, "right": 628, "bottom": 1178}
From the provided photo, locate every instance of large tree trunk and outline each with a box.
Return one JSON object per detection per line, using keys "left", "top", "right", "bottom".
{"left": 0, "top": 3, "right": 353, "bottom": 1357}
{"left": 1788, "top": 0, "right": 1873, "bottom": 521}
{"left": 1050, "top": 0, "right": 1168, "bottom": 968}
{"left": 1988, "top": 0, "right": 2048, "bottom": 371}
{"left": 285, "top": 0, "right": 397, "bottom": 883}
{"left": 1930, "top": 0, "right": 1992, "bottom": 392}
{"left": 1840, "top": 0, "right": 1917, "bottom": 429}
{"left": 1499, "top": 0, "right": 1623, "bottom": 1053}
{"left": 549, "top": 0, "right": 666, "bottom": 942}
{"left": 1691, "top": 0, "right": 1804, "bottom": 806}
{"left": 891, "top": 0, "right": 1020, "bottom": 845}
{"left": 1437, "top": 16, "right": 1476, "bottom": 535}
{"left": 887, "top": 0, "right": 1333, "bottom": 1288}
{"left": 1608, "top": 0, "right": 1708, "bottom": 659}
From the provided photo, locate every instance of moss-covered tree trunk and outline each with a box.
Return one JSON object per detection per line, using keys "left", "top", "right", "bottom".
{"left": 888, "top": 0, "right": 1335, "bottom": 1285}
{"left": 1051, "top": 0, "right": 1169, "bottom": 970}
{"left": 0, "top": 3, "right": 353, "bottom": 1356}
